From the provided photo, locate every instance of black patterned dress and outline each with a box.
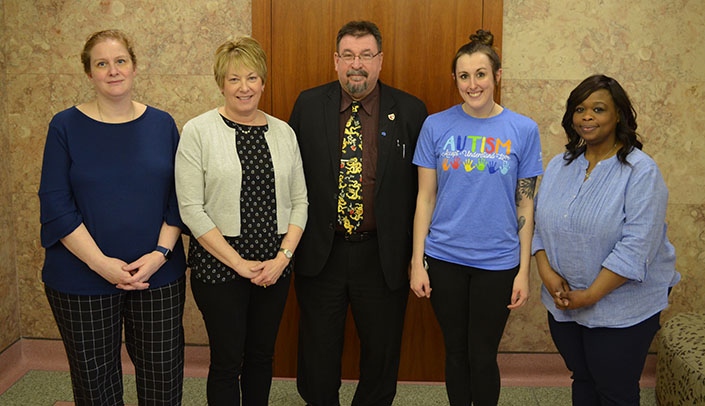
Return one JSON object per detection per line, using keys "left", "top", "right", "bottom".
{"left": 188, "top": 115, "right": 290, "bottom": 284}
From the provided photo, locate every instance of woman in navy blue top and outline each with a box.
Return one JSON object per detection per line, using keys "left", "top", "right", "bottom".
{"left": 38, "top": 30, "right": 187, "bottom": 406}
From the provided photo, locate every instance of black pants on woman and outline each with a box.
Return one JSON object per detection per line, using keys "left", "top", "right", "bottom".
{"left": 191, "top": 273, "right": 290, "bottom": 406}
{"left": 548, "top": 311, "right": 660, "bottom": 406}
{"left": 426, "top": 256, "right": 518, "bottom": 406}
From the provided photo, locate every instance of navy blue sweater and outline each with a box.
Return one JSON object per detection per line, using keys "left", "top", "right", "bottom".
{"left": 39, "top": 106, "right": 186, "bottom": 294}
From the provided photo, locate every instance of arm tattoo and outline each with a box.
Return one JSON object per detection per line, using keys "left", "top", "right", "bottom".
{"left": 515, "top": 177, "right": 537, "bottom": 206}
{"left": 515, "top": 177, "right": 537, "bottom": 232}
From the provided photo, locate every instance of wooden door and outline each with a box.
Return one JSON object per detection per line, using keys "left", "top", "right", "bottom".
{"left": 253, "top": 0, "right": 503, "bottom": 381}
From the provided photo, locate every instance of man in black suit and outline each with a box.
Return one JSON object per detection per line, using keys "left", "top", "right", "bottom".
{"left": 289, "top": 20, "right": 428, "bottom": 406}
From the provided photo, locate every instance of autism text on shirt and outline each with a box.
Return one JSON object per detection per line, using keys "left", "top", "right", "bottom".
{"left": 443, "top": 135, "right": 511, "bottom": 155}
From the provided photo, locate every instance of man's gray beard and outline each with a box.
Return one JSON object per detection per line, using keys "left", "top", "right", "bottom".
{"left": 345, "top": 81, "right": 368, "bottom": 97}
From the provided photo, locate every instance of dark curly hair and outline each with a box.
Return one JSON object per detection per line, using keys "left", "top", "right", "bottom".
{"left": 562, "top": 74, "right": 642, "bottom": 165}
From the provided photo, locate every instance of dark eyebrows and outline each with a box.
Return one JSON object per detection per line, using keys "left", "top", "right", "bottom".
{"left": 340, "top": 48, "right": 375, "bottom": 54}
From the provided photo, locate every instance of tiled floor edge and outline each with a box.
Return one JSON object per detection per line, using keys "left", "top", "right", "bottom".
{"left": 0, "top": 338, "right": 656, "bottom": 396}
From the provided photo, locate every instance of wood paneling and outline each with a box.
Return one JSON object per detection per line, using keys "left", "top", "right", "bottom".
{"left": 253, "top": 0, "right": 503, "bottom": 381}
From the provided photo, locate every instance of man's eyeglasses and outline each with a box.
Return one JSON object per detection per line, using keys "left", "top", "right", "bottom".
{"left": 337, "top": 51, "right": 381, "bottom": 64}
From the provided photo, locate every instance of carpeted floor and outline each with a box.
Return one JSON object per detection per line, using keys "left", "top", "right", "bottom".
{"left": 0, "top": 369, "right": 657, "bottom": 406}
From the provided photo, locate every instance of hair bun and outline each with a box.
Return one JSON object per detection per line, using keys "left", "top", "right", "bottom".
{"left": 469, "top": 29, "right": 494, "bottom": 47}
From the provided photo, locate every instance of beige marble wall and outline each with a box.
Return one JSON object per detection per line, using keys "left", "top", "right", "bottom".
{"left": 0, "top": 1, "right": 22, "bottom": 352}
{"left": 1, "top": 0, "right": 703, "bottom": 354}
{"left": 499, "top": 0, "right": 705, "bottom": 351}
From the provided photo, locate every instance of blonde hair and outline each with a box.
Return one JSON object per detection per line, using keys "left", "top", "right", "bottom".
{"left": 213, "top": 36, "right": 267, "bottom": 88}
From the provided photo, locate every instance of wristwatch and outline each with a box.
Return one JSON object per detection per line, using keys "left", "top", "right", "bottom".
{"left": 279, "top": 248, "right": 293, "bottom": 259}
{"left": 155, "top": 245, "right": 172, "bottom": 260}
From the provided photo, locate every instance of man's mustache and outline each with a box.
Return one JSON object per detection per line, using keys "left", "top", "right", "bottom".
{"left": 347, "top": 69, "right": 368, "bottom": 77}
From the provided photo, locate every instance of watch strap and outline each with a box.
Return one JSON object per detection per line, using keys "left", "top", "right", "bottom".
{"left": 155, "top": 245, "right": 172, "bottom": 260}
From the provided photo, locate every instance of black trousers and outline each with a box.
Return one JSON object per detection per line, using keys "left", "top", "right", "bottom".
{"left": 426, "top": 256, "right": 518, "bottom": 406}
{"left": 295, "top": 235, "right": 408, "bottom": 406}
{"left": 45, "top": 276, "right": 186, "bottom": 406}
{"left": 191, "top": 273, "right": 290, "bottom": 406}
{"left": 548, "top": 311, "right": 660, "bottom": 406}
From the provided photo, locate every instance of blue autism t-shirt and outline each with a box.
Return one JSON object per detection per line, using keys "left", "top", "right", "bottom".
{"left": 413, "top": 104, "right": 543, "bottom": 270}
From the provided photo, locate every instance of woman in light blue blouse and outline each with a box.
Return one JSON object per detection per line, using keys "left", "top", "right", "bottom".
{"left": 532, "top": 74, "right": 680, "bottom": 406}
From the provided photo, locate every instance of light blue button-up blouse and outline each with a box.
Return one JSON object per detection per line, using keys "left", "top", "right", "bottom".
{"left": 533, "top": 149, "right": 680, "bottom": 328}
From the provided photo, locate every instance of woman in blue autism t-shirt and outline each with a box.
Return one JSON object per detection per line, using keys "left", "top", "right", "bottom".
{"left": 410, "top": 29, "right": 543, "bottom": 406}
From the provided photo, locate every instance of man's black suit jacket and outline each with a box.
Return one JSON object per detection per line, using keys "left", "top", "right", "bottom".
{"left": 289, "top": 81, "right": 428, "bottom": 291}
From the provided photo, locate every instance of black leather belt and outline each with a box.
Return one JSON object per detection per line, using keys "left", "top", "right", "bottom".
{"left": 335, "top": 230, "right": 377, "bottom": 242}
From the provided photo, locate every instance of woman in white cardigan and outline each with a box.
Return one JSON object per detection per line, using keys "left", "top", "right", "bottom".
{"left": 175, "top": 36, "right": 307, "bottom": 406}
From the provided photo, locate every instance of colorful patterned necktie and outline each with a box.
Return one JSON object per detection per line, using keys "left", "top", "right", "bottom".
{"left": 337, "top": 101, "right": 363, "bottom": 234}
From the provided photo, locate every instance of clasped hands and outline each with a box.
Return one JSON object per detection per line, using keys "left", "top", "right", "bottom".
{"left": 97, "top": 251, "right": 167, "bottom": 291}
{"left": 99, "top": 249, "right": 291, "bottom": 290}
{"left": 546, "top": 273, "right": 598, "bottom": 311}
{"left": 235, "top": 256, "right": 289, "bottom": 288}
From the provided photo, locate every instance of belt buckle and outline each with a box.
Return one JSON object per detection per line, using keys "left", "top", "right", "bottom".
{"left": 343, "top": 231, "right": 369, "bottom": 242}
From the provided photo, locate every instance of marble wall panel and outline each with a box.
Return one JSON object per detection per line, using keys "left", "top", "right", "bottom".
{"left": 0, "top": 0, "right": 22, "bottom": 352}
{"left": 15, "top": 189, "right": 56, "bottom": 338}
{"left": 503, "top": 0, "right": 705, "bottom": 82}
{"left": 4, "top": 0, "right": 251, "bottom": 77}
{"left": 501, "top": 0, "right": 705, "bottom": 350}
{"left": 3, "top": 0, "right": 705, "bottom": 354}
{"left": 0, "top": 131, "right": 20, "bottom": 350}
{"left": 135, "top": 74, "right": 224, "bottom": 132}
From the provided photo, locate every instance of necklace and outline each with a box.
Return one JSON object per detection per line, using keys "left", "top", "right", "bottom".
{"left": 236, "top": 123, "right": 252, "bottom": 134}
{"left": 584, "top": 143, "right": 618, "bottom": 180}
{"left": 220, "top": 108, "right": 260, "bottom": 134}
{"left": 97, "top": 100, "right": 135, "bottom": 123}
{"left": 221, "top": 115, "right": 253, "bottom": 134}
